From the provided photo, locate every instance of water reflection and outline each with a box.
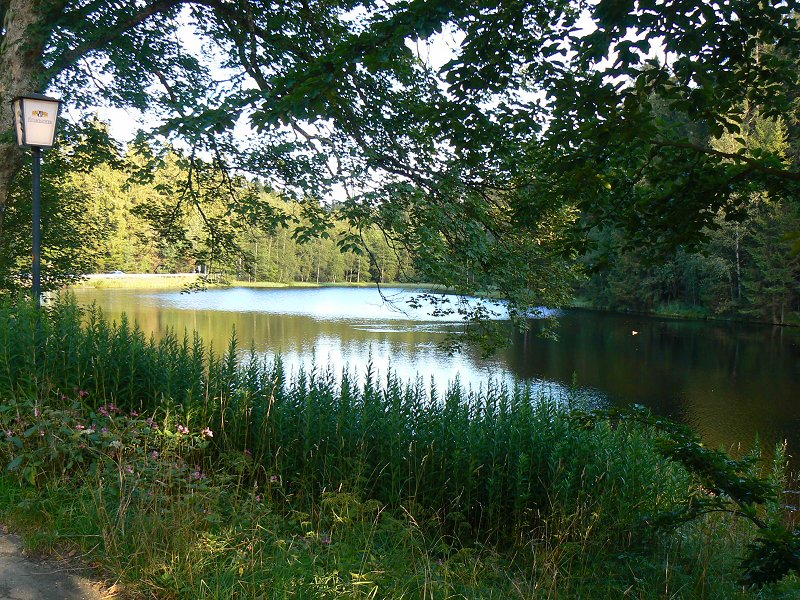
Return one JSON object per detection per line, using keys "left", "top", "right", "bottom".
{"left": 73, "top": 287, "right": 519, "bottom": 392}
{"left": 72, "top": 288, "right": 800, "bottom": 465}
{"left": 506, "top": 311, "right": 800, "bottom": 462}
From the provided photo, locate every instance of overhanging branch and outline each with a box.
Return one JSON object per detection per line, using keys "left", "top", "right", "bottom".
{"left": 651, "top": 140, "right": 800, "bottom": 182}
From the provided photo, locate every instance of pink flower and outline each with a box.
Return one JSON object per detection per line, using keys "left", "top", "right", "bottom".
{"left": 269, "top": 475, "right": 279, "bottom": 484}
{"left": 79, "top": 389, "right": 89, "bottom": 399}
{"left": 125, "top": 466, "right": 134, "bottom": 474}
{"left": 75, "top": 424, "right": 85, "bottom": 430}
{"left": 130, "top": 410, "right": 139, "bottom": 417}
{"left": 201, "top": 427, "right": 213, "bottom": 438}
{"left": 321, "top": 534, "right": 331, "bottom": 545}
{"left": 151, "top": 451, "right": 159, "bottom": 459}
{"left": 177, "top": 424, "right": 189, "bottom": 435}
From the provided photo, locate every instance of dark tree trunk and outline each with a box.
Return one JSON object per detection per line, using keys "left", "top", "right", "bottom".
{"left": 0, "top": 0, "right": 54, "bottom": 231}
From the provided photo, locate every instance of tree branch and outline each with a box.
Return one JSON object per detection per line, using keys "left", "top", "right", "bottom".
{"left": 48, "top": 0, "right": 186, "bottom": 77}
{"left": 651, "top": 140, "right": 800, "bottom": 181}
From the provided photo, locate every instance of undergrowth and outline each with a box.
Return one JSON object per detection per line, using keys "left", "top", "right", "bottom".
{"left": 0, "top": 294, "right": 796, "bottom": 598}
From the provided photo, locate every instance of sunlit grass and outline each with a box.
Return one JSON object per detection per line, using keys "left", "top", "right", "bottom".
{"left": 71, "top": 274, "right": 204, "bottom": 289}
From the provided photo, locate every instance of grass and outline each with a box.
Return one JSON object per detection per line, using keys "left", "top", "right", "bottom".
{"left": 72, "top": 274, "right": 205, "bottom": 290}
{"left": 0, "top": 293, "right": 796, "bottom": 598}
{"left": 71, "top": 274, "right": 443, "bottom": 292}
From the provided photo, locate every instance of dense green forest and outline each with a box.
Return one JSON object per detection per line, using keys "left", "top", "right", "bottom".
{"left": 0, "top": 125, "right": 414, "bottom": 290}
{"left": 2, "top": 111, "right": 798, "bottom": 327}
{"left": 579, "top": 107, "right": 800, "bottom": 325}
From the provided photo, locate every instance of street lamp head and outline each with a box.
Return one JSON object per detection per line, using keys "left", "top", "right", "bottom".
{"left": 11, "top": 93, "right": 62, "bottom": 149}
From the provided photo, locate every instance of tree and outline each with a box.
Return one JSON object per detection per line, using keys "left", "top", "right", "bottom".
{"left": 1, "top": 1, "right": 798, "bottom": 332}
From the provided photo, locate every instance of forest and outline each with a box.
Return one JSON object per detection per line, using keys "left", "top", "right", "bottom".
{"left": 0, "top": 126, "right": 414, "bottom": 288}
{"left": 580, "top": 109, "right": 800, "bottom": 325}
{"left": 3, "top": 110, "right": 798, "bottom": 325}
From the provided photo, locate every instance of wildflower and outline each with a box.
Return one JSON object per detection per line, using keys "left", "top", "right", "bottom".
{"left": 109, "top": 440, "right": 123, "bottom": 449}
{"left": 75, "top": 424, "right": 85, "bottom": 430}
{"left": 146, "top": 417, "right": 157, "bottom": 428}
{"left": 151, "top": 451, "right": 159, "bottom": 460}
{"left": 177, "top": 424, "right": 189, "bottom": 435}
{"left": 39, "top": 430, "right": 45, "bottom": 437}
{"left": 130, "top": 410, "right": 139, "bottom": 417}
{"left": 78, "top": 389, "right": 89, "bottom": 399}
{"left": 201, "top": 427, "right": 213, "bottom": 438}
{"left": 4, "top": 430, "right": 13, "bottom": 437}
{"left": 125, "top": 465, "right": 134, "bottom": 474}
{"left": 192, "top": 470, "right": 205, "bottom": 480}
{"left": 60, "top": 394, "right": 68, "bottom": 402}
{"left": 101, "top": 427, "right": 108, "bottom": 434}
{"left": 98, "top": 406, "right": 109, "bottom": 417}
{"left": 269, "top": 475, "right": 279, "bottom": 484}
{"left": 320, "top": 534, "right": 331, "bottom": 545}
{"left": 34, "top": 407, "right": 40, "bottom": 417}
{"left": 255, "top": 495, "right": 261, "bottom": 503}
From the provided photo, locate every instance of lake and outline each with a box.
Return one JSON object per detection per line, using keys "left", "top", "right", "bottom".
{"left": 71, "top": 286, "right": 800, "bottom": 465}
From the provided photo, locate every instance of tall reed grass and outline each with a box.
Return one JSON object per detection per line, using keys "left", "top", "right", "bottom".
{"left": 0, "top": 293, "right": 690, "bottom": 548}
{"left": 3, "top": 294, "right": 798, "bottom": 597}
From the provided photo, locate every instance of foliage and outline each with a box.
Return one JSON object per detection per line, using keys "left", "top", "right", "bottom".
{"left": 576, "top": 405, "right": 800, "bottom": 587}
{"left": 578, "top": 107, "right": 800, "bottom": 324}
{"left": 7, "top": 0, "right": 795, "bottom": 342}
{"left": 0, "top": 295, "right": 794, "bottom": 595}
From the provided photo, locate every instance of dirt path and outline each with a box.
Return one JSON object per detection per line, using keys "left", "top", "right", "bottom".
{"left": 0, "top": 532, "right": 116, "bottom": 600}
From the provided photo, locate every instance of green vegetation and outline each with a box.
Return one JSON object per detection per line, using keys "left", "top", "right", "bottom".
{"left": 579, "top": 107, "right": 800, "bottom": 325}
{"left": 2, "top": 136, "right": 414, "bottom": 292}
{"left": 0, "top": 295, "right": 797, "bottom": 598}
{"left": 8, "top": 1, "right": 797, "bottom": 343}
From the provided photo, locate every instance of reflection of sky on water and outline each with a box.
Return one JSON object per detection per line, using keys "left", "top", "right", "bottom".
{"left": 150, "top": 287, "right": 513, "bottom": 322}
{"left": 251, "top": 331, "right": 511, "bottom": 393}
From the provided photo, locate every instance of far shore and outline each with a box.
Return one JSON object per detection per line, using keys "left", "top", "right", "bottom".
{"left": 71, "top": 273, "right": 441, "bottom": 291}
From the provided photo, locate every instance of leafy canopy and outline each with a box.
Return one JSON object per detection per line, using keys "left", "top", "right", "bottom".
{"left": 1, "top": 0, "right": 799, "bottom": 332}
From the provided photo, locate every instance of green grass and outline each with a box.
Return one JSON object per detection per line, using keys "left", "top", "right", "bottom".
{"left": 0, "top": 293, "right": 796, "bottom": 598}
{"left": 71, "top": 274, "right": 205, "bottom": 290}
{"left": 73, "top": 274, "right": 445, "bottom": 292}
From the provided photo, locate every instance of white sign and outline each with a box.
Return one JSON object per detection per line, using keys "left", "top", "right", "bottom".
{"left": 22, "top": 99, "right": 59, "bottom": 147}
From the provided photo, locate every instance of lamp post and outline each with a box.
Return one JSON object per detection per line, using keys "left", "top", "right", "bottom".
{"left": 11, "top": 93, "right": 62, "bottom": 308}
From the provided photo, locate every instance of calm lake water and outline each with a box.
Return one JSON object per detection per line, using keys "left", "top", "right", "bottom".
{"left": 71, "top": 286, "right": 800, "bottom": 465}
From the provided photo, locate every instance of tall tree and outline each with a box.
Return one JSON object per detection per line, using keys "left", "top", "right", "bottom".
{"left": 1, "top": 1, "right": 799, "bottom": 333}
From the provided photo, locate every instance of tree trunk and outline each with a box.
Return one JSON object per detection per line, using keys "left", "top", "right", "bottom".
{"left": 0, "top": 0, "right": 54, "bottom": 231}
{"left": 735, "top": 223, "right": 742, "bottom": 301}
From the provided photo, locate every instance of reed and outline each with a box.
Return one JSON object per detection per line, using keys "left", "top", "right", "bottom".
{"left": 0, "top": 294, "right": 795, "bottom": 598}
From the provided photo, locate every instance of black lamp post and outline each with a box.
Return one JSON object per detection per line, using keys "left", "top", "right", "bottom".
{"left": 11, "top": 93, "right": 62, "bottom": 308}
